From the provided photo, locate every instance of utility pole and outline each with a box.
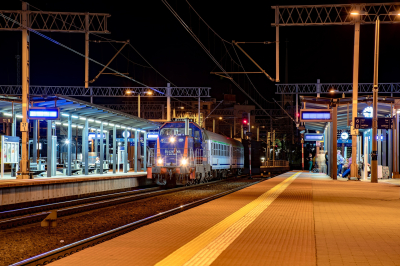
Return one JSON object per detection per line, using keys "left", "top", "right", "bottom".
{"left": 20, "top": 1, "right": 30, "bottom": 179}
{"left": 351, "top": 7, "right": 361, "bottom": 179}
{"left": 371, "top": 18, "right": 380, "bottom": 183}
{"left": 0, "top": 2, "right": 110, "bottom": 178}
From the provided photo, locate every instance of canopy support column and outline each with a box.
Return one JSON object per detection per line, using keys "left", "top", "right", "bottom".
{"left": 67, "top": 115, "right": 72, "bottom": 176}
{"left": 143, "top": 131, "right": 147, "bottom": 170}
{"left": 83, "top": 120, "right": 88, "bottom": 175}
{"left": 47, "top": 120, "right": 52, "bottom": 177}
{"left": 33, "top": 120, "right": 38, "bottom": 163}
{"left": 134, "top": 130, "right": 138, "bottom": 173}
{"left": 100, "top": 123, "right": 104, "bottom": 174}
{"left": 113, "top": 125, "right": 116, "bottom": 174}
{"left": 331, "top": 104, "right": 338, "bottom": 179}
{"left": 124, "top": 128, "right": 128, "bottom": 173}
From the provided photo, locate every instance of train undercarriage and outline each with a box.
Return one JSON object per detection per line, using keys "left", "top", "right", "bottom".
{"left": 152, "top": 167, "right": 243, "bottom": 187}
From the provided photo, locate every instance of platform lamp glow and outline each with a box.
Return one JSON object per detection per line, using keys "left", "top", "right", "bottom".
{"left": 351, "top": 10, "right": 395, "bottom": 182}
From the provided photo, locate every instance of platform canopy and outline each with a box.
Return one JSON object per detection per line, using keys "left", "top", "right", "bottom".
{"left": 300, "top": 95, "right": 400, "bottom": 132}
{"left": 0, "top": 95, "right": 160, "bottom": 130}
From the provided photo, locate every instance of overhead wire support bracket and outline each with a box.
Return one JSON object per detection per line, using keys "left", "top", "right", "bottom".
{"left": 211, "top": 73, "right": 232, "bottom": 80}
{"left": 211, "top": 72, "right": 263, "bottom": 74}
{"left": 272, "top": 98, "right": 295, "bottom": 122}
{"left": 90, "top": 40, "right": 130, "bottom": 83}
{"left": 235, "top": 41, "right": 275, "bottom": 44}
{"left": 232, "top": 41, "right": 276, "bottom": 82}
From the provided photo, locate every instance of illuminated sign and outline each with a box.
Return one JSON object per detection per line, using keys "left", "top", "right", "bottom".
{"left": 362, "top": 106, "right": 373, "bottom": 118}
{"left": 147, "top": 134, "right": 159, "bottom": 139}
{"left": 304, "top": 133, "right": 324, "bottom": 141}
{"left": 122, "top": 131, "right": 130, "bottom": 138}
{"left": 341, "top": 132, "right": 349, "bottom": 140}
{"left": 28, "top": 108, "right": 59, "bottom": 120}
{"left": 300, "top": 109, "right": 332, "bottom": 122}
{"left": 88, "top": 133, "right": 105, "bottom": 140}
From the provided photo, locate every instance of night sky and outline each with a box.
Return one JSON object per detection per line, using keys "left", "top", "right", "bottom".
{"left": 1, "top": 0, "right": 400, "bottom": 106}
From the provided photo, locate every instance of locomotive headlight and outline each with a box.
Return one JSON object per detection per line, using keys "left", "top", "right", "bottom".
{"left": 169, "top": 137, "right": 176, "bottom": 143}
{"left": 181, "top": 158, "right": 188, "bottom": 166}
{"left": 157, "top": 158, "right": 163, "bottom": 165}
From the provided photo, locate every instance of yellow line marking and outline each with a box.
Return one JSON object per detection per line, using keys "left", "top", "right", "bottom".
{"left": 155, "top": 171, "right": 301, "bottom": 266}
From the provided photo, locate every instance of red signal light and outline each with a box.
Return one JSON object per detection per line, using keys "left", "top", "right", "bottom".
{"left": 242, "top": 119, "right": 248, "bottom": 124}
{"left": 297, "top": 113, "right": 300, "bottom": 117}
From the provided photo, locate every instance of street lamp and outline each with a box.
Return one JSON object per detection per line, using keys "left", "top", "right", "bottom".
{"left": 350, "top": 10, "right": 399, "bottom": 182}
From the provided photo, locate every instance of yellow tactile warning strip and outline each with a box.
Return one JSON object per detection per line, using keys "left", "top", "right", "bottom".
{"left": 156, "top": 172, "right": 301, "bottom": 266}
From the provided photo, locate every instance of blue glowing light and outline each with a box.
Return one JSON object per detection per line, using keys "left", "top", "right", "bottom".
{"left": 28, "top": 108, "right": 59, "bottom": 120}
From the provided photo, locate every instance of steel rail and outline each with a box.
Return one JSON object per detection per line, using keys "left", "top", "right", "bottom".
{"left": 0, "top": 177, "right": 247, "bottom": 230}
{"left": 11, "top": 178, "right": 264, "bottom": 266}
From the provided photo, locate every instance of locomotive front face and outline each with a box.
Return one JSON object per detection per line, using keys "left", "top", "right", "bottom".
{"left": 152, "top": 122, "right": 198, "bottom": 175}
{"left": 159, "top": 135, "right": 192, "bottom": 166}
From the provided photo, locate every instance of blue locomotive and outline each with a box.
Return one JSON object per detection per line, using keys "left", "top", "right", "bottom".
{"left": 150, "top": 118, "right": 244, "bottom": 185}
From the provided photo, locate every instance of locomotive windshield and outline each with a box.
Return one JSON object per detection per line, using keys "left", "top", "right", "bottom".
{"left": 160, "top": 128, "right": 192, "bottom": 136}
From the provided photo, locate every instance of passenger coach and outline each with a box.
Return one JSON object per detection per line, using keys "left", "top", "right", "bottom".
{"left": 149, "top": 118, "right": 244, "bottom": 186}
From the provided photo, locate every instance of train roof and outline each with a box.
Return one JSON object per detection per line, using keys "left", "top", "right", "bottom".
{"left": 203, "top": 130, "right": 243, "bottom": 148}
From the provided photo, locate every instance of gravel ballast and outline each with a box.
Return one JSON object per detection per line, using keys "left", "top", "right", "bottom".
{"left": 0, "top": 179, "right": 260, "bottom": 266}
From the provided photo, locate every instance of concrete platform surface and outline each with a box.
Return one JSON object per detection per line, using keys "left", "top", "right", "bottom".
{"left": 0, "top": 171, "right": 147, "bottom": 188}
{"left": 50, "top": 171, "right": 400, "bottom": 266}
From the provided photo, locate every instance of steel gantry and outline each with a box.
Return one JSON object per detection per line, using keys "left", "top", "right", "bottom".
{"left": 272, "top": 2, "right": 400, "bottom": 179}
{"left": 276, "top": 82, "right": 400, "bottom": 96}
{"left": 0, "top": 2, "right": 110, "bottom": 179}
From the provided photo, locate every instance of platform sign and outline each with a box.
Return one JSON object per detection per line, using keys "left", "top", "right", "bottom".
{"left": 304, "top": 133, "right": 324, "bottom": 141}
{"left": 1, "top": 135, "right": 20, "bottom": 178}
{"left": 354, "top": 117, "right": 372, "bottom": 129}
{"left": 0, "top": 118, "right": 12, "bottom": 123}
{"left": 300, "top": 109, "right": 332, "bottom": 122}
{"left": 28, "top": 108, "right": 60, "bottom": 120}
{"left": 377, "top": 118, "right": 393, "bottom": 130}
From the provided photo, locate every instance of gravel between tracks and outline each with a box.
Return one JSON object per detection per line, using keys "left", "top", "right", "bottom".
{"left": 0, "top": 178, "right": 260, "bottom": 266}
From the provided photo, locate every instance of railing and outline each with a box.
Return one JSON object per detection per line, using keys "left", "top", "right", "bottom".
{"left": 148, "top": 148, "right": 206, "bottom": 167}
{"left": 262, "top": 160, "right": 289, "bottom": 168}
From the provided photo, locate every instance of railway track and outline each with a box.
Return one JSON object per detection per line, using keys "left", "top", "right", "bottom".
{"left": 10, "top": 177, "right": 263, "bottom": 266}
{"left": 0, "top": 175, "right": 252, "bottom": 230}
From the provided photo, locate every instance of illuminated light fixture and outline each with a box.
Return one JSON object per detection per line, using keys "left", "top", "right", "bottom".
{"left": 126, "top": 90, "right": 132, "bottom": 95}
{"left": 157, "top": 158, "right": 163, "bottom": 165}
{"left": 389, "top": 11, "right": 400, "bottom": 15}
{"left": 79, "top": 117, "right": 86, "bottom": 120}
{"left": 62, "top": 113, "right": 69, "bottom": 117}
{"left": 397, "top": 110, "right": 400, "bottom": 113}
{"left": 121, "top": 126, "right": 127, "bottom": 129}
{"left": 3, "top": 113, "right": 12, "bottom": 116}
{"left": 62, "top": 123, "right": 69, "bottom": 126}
{"left": 95, "top": 120, "right": 101, "bottom": 123}
{"left": 141, "top": 130, "right": 146, "bottom": 133}
{"left": 55, "top": 122, "right": 62, "bottom": 125}
{"left": 103, "top": 130, "right": 107, "bottom": 133}
{"left": 78, "top": 126, "right": 84, "bottom": 129}
{"left": 169, "top": 137, "right": 176, "bottom": 143}
{"left": 127, "top": 127, "right": 132, "bottom": 130}
{"left": 116, "top": 125, "right": 121, "bottom": 128}
{"left": 71, "top": 115, "right": 79, "bottom": 119}
{"left": 71, "top": 125, "right": 77, "bottom": 128}
{"left": 88, "top": 119, "right": 94, "bottom": 122}
{"left": 181, "top": 158, "right": 188, "bottom": 166}
{"left": 122, "top": 131, "right": 130, "bottom": 138}
{"left": 118, "top": 142, "right": 121, "bottom": 145}
{"left": 64, "top": 139, "right": 70, "bottom": 144}
{"left": 109, "top": 123, "right": 115, "bottom": 126}
{"left": 147, "top": 91, "right": 153, "bottom": 95}
{"left": 219, "top": 117, "right": 222, "bottom": 120}
{"left": 103, "top": 122, "right": 108, "bottom": 125}
{"left": 147, "top": 134, "right": 158, "bottom": 139}
{"left": 350, "top": 10, "right": 368, "bottom": 15}
{"left": 16, "top": 115, "right": 23, "bottom": 118}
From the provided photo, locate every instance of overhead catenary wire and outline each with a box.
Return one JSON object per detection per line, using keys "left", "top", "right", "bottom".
{"left": 10, "top": 3, "right": 200, "bottom": 110}
{"left": 162, "top": 0, "right": 274, "bottom": 119}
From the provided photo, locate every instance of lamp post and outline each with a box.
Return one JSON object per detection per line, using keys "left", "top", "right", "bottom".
{"left": 125, "top": 90, "right": 153, "bottom": 118}
{"left": 370, "top": 18, "right": 380, "bottom": 183}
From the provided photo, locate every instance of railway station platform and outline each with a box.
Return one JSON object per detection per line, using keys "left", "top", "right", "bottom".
{"left": 51, "top": 171, "right": 400, "bottom": 266}
{"left": 0, "top": 171, "right": 148, "bottom": 209}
